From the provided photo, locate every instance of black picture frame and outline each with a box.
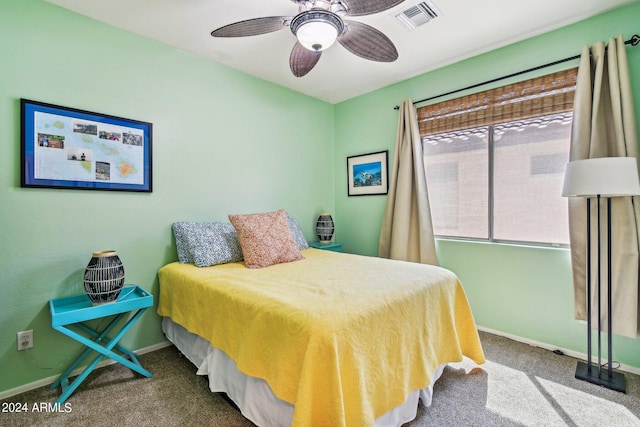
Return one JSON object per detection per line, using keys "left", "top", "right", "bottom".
{"left": 21, "top": 99, "right": 152, "bottom": 192}
{"left": 347, "top": 150, "right": 389, "bottom": 196}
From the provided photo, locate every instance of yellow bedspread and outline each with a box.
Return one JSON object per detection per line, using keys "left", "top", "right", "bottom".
{"left": 158, "top": 248, "right": 484, "bottom": 427}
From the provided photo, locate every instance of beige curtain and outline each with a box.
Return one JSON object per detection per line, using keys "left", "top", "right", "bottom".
{"left": 378, "top": 99, "right": 438, "bottom": 265}
{"left": 569, "top": 36, "right": 640, "bottom": 338}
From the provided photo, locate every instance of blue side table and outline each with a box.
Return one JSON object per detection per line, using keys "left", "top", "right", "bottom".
{"left": 49, "top": 285, "right": 153, "bottom": 404}
{"left": 309, "top": 242, "right": 343, "bottom": 252}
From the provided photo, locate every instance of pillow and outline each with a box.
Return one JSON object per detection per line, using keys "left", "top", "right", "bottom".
{"left": 288, "top": 216, "right": 309, "bottom": 250}
{"left": 172, "top": 222, "right": 193, "bottom": 264}
{"left": 229, "top": 209, "right": 304, "bottom": 269}
{"left": 172, "top": 222, "right": 244, "bottom": 267}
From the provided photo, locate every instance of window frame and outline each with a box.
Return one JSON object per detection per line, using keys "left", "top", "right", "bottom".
{"left": 418, "top": 68, "right": 577, "bottom": 248}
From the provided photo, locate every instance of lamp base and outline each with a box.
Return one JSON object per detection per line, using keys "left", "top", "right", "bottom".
{"left": 575, "top": 361, "right": 626, "bottom": 393}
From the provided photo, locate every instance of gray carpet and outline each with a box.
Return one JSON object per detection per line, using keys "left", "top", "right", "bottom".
{"left": 3, "top": 331, "right": 640, "bottom": 426}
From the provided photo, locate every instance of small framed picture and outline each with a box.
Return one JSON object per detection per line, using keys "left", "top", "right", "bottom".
{"left": 346, "top": 150, "right": 389, "bottom": 196}
{"left": 21, "top": 99, "right": 152, "bottom": 192}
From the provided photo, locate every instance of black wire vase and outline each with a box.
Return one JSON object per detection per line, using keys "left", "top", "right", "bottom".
{"left": 83, "top": 250, "right": 125, "bottom": 305}
{"left": 315, "top": 213, "right": 335, "bottom": 244}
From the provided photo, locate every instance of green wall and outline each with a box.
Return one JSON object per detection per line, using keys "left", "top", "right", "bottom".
{"left": 3, "top": 0, "right": 640, "bottom": 397}
{"left": 0, "top": 0, "right": 334, "bottom": 394}
{"left": 335, "top": 2, "right": 640, "bottom": 369}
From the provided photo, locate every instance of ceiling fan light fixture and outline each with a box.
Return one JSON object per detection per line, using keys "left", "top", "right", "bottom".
{"left": 291, "top": 10, "right": 344, "bottom": 52}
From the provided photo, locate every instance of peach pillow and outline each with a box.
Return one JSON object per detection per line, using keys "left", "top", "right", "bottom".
{"left": 228, "top": 209, "right": 304, "bottom": 268}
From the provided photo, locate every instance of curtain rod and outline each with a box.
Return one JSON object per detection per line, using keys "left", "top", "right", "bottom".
{"left": 393, "top": 34, "right": 640, "bottom": 110}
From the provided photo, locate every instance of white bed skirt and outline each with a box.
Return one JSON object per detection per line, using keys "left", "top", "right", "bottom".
{"left": 162, "top": 317, "right": 445, "bottom": 427}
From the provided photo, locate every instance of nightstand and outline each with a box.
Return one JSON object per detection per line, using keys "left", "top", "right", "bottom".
{"left": 309, "top": 242, "right": 343, "bottom": 252}
{"left": 49, "top": 285, "right": 153, "bottom": 404}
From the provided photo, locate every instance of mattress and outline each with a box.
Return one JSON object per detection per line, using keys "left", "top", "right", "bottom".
{"left": 158, "top": 248, "right": 484, "bottom": 426}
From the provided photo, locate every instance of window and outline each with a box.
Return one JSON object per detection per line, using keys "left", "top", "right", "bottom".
{"left": 423, "top": 129, "right": 489, "bottom": 239}
{"left": 418, "top": 69, "right": 577, "bottom": 246}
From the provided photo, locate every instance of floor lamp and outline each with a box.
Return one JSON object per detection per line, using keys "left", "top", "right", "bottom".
{"left": 562, "top": 157, "right": 640, "bottom": 393}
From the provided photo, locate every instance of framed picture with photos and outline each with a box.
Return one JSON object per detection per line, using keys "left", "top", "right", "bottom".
{"left": 21, "top": 99, "right": 152, "bottom": 192}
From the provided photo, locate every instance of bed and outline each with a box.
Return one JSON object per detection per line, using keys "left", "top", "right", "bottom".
{"left": 157, "top": 212, "right": 484, "bottom": 426}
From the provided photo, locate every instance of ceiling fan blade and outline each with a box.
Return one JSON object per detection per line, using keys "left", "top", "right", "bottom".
{"left": 338, "top": 21, "right": 398, "bottom": 62}
{"left": 290, "top": 42, "right": 322, "bottom": 77}
{"left": 341, "top": 0, "right": 406, "bottom": 16}
{"left": 211, "top": 16, "right": 291, "bottom": 37}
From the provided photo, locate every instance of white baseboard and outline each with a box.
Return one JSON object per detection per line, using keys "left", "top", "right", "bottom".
{"left": 0, "top": 341, "right": 172, "bottom": 401}
{"left": 477, "top": 326, "right": 640, "bottom": 376}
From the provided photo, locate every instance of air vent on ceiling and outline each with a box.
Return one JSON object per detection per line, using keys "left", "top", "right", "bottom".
{"left": 395, "top": 1, "right": 440, "bottom": 29}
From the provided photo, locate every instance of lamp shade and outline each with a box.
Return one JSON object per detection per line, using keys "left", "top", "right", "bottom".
{"left": 562, "top": 157, "right": 640, "bottom": 198}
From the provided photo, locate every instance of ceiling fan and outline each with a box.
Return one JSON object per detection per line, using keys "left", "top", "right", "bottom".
{"left": 211, "top": 0, "right": 405, "bottom": 77}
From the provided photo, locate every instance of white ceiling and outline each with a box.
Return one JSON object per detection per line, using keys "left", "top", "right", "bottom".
{"left": 45, "top": 0, "right": 636, "bottom": 104}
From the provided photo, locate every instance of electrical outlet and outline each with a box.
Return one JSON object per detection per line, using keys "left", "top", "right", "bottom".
{"left": 17, "top": 330, "right": 33, "bottom": 351}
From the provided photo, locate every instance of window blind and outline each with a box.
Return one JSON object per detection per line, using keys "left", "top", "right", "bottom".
{"left": 417, "top": 68, "right": 578, "bottom": 136}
